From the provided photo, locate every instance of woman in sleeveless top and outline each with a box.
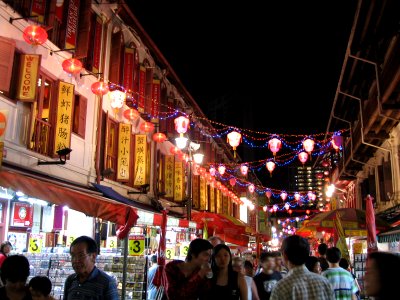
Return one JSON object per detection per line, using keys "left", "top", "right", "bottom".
{"left": 205, "top": 244, "right": 248, "bottom": 300}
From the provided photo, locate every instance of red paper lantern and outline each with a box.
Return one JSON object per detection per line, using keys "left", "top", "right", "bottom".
{"left": 288, "top": 209, "right": 293, "bottom": 215}
{"left": 229, "top": 178, "right": 236, "bottom": 186}
{"left": 265, "top": 189, "right": 272, "bottom": 199}
{"left": 248, "top": 184, "right": 255, "bottom": 193}
{"left": 23, "top": 25, "right": 48, "bottom": 45}
{"left": 209, "top": 167, "right": 216, "bottom": 176}
{"left": 306, "top": 209, "right": 310, "bottom": 215}
{"left": 240, "top": 164, "right": 248, "bottom": 176}
{"left": 62, "top": 58, "right": 83, "bottom": 74}
{"left": 266, "top": 161, "right": 276, "bottom": 177}
{"left": 123, "top": 108, "right": 140, "bottom": 121}
{"left": 140, "top": 122, "right": 155, "bottom": 133}
{"left": 91, "top": 81, "right": 109, "bottom": 96}
{"left": 152, "top": 132, "right": 167, "bottom": 143}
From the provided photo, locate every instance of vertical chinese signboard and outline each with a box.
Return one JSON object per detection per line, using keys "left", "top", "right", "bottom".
{"left": 192, "top": 175, "right": 200, "bottom": 209}
{"left": 164, "top": 155, "right": 174, "bottom": 198}
{"left": 117, "top": 123, "right": 131, "bottom": 181}
{"left": 209, "top": 186, "right": 215, "bottom": 213}
{"left": 31, "top": 0, "right": 46, "bottom": 24}
{"left": 151, "top": 79, "right": 160, "bottom": 122}
{"left": 123, "top": 48, "right": 134, "bottom": 92}
{"left": 134, "top": 134, "right": 147, "bottom": 186}
{"left": 222, "top": 195, "right": 228, "bottom": 215}
{"left": 16, "top": 54, "right": 40, "bottom": 101}
{"left": 92, "top": 16, "right": 103, "bottom": 73}
{"left": 138, "top": 66, "right": 146, "bottom": 113}
{"left": 200, "top": 176, "right": 207, "bottom": 210}
{"left": 216, "top": 189, "right": 222, "bottom": 213}
{"left": 54, "top": 81, "right": 74, "bottom": 154}
{"left": 174, "top": 161, "right": 184, "bottom": 201}
{"left": 64, "top": 0, "right": 80, "bottom": 51}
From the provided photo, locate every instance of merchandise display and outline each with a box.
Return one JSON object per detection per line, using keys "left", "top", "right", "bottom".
{"left": 24, "top": 248, "right": 148, "bottom": 300}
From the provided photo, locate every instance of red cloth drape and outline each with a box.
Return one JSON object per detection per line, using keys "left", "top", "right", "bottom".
{"left": 153, "top": 209, "right": 168, "bottom": 288}
{"left": 366, "top": 194, "right": 378, "bottom": 253}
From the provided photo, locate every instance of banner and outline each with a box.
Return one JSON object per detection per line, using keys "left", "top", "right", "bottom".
{"left": 65, "top": 0, "right": 80, "bottom": 51}
{"left": 366, "top": 194, "right": 378, "bottom": 253}
{"left": 174, "top": 161, "right": 184, "bottom": 201}
{"left": 134, "top": 135, "right": 147, "bottom": 186}
{"left": 334, "top": 211, "right": 351, "bottom": 264}
{"left": 92, "top": 16, "right": 103, "bottom": 73}
{"left": 164, "top": 155, "right": 174, "bottom": 198}
{"left": 138, "top": 66, "right": 146, "bottom": 113}
{"left": 54, "top": 81, "right": 74, "bottom": 154}
{"left": 117, "top": 123, "right": 131, "bottom": 181}
{"left": 17, "top": 54, "right": 40, "bottom": 101}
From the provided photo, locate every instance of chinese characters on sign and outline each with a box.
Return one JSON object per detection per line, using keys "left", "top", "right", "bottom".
{"left": 54, "top": 81, "right": 74, "bottom": 155}
{"left": 151, "top": 79, "right": 160, "bottom": 122}
{"left": 138, "top": 66, "right": 146, "bottom": 113}
{"left": 164, "top": 155, "right": 174, "bottom": 197}
{"left": 192, "top": 175, "right": 200, "bottom": 209}
{"left": 174, "top": 160, "right": 184, "bottom": 201}
{"left": 134, "top": 134, "right": 147, "bottom": 186}
{"left": 209, "top": 187, "right": 215, "bottom": 213}
{"left": 200, "top": 176, "right": 207, "bottom": 210}
{"left": 216, "top": 189, "right": 222, "bottom": 214}
{"left": 117, "top": 123, "right": 131, "bottom": 181}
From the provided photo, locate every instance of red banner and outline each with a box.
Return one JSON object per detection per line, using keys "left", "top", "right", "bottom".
{"left": 138, "top": 66, "right": 146, "bottom": 113}
{"left": 366, "top": 195, "right": 378, "bottom": 253}
{"left": 123, "top": 48, "right": 134, "bottom": 92}
{"left": 92, "top": 16, "right": 103, "bottom": 73}
{"left": 151, "top": 79, "right": 160, "bottom": 119}
{"left": 65, "top": 0, "right": 80, "bottom": 50}
{"left": 55, "top": 1, "right": 64, "bottom": 21}
{"left": 11, "top": 202, "right": 33, "bottom": 227}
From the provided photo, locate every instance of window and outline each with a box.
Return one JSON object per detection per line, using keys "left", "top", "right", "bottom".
{"left": 72, "top": 94, "right": 87, "bottom": 138}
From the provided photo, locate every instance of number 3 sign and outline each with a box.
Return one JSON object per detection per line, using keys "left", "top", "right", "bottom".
{"left": 128, "top": 235, "right": 145, "bottom": 256}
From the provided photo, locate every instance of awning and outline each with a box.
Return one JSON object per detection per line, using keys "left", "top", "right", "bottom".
{"left": 377, "top": 225, "right": 400, "bottom": 243}
{"left": 92, "top": 183, "right": 196, "bottom": 228}
{"left": 0, "top": 169, "right": 138, "bottom": 227}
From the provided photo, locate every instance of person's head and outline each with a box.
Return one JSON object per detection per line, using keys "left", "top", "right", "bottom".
{"left": 212, "top": 244, "right": 232, "bottom": 271}
{"left": 0, "top": 241, "right": 12, "bottom": 255}
{"left": 1, "top": 255, "right": 30, "bottom": 291}
{"left": 364, "top": 251, "right": 400, "bottom": 299}
{"left": 29, "top": 276, "right": 52, "bottom": 300}
{"left": 273, "top": 251, "right": 284, "bottom": 270}
{"left": 318, "top": 243, "right": 328, "bottom": 257}
{"left": 186, "top": 238, "right": 213, "bottom": 267}
{"left": 281, "top": 235, "right": 310, "bottom": 266}
{"left": 70, "top": 236, "right": 98, "bottom": 278}
{"left": 232, "top": 256, "right": 245, "bottom": 275}
{"left": 319, "top": 257, "right": 329, "bottom": 272}
{"left": 208, "top": 236, "right": 224, "bottom": 247}
{"left": 259, "top": 251, "right": 276, "bottom": 273}
{"left": 150, "top": 254, "right": 157, "bottom": 265}
{"left": 339, "top": 257, "right": 350, "bottom": 270}
{"left": 326, "top": 247, "right": 341, "bottom": 264}
{"left": 244, "top": 260, "right": 254, "bottom": 277}
{"left": 305, "top": 256, "right": 321, "bottom": 274}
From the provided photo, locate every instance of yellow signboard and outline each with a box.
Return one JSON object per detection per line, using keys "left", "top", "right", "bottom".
{"left": 117, "top": 123, "right": 131, "bottom": 181}
{"left": 66, "top": 235, "right": 76, "bottom": 247}
{"left": 107, "top": 236, "right": 117, "bottom": 249}
{"left": 54, "top": 81, "right": 74, "bottom": 155}
{"left": 216, "top": 189, "right": 222, "bottom": 213}
{"left": 166, "top": 247, "right": 175, "bottom": 260}
{"left": 174, "top": 161, "right": 184, "bottom": 201}
{"left": 200, "top": 176, "right": 206, "bottom": 210}
{"left": 134, "top": 135, "right": 147, "bottom": 186}
{"left": 17, "top": 54, "right": 40, "bottom": 101}
{"left": 28, "top": 233, "right": 43, "bottom": 253}
{"left": 164, "top": 155, "right": 174, "bottom": 197}
{"left": 353, "top": 242, "right": 363, "bottom": 254}
{"left": 209, "top": 186, "right": 215, "bottom": 212}
{"left": 180, "top": 242, "right": 189, "bottom": 258}
{"left": 128, "top": 235, "right": 145, "bottom": 256}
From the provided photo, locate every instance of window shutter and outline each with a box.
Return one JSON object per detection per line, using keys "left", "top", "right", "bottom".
{"left": 383, "top": 160, "right": 393, "bottom": 201}
{"left": 108, "top": 30, "right": 124, "bottom": 85}
{"left": 78, "top": 96, "right": 87, "bottom": 137}
{"left": 75, "top": 0, "right": 92, "bottom": 59}
{"left": 0, "top": 37, "right": 15, "bottom": 93}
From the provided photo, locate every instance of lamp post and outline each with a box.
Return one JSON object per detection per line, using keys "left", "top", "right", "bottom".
{"left": 175, "top": 137, "right": 203, "bottom": 221}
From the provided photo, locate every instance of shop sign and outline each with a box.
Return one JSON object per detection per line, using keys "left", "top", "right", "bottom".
{"left": 107, "top": 236, "right": 117, "bottom": 249}
{"left": 16, "top": 54, "right": 40, "bottom": 101}
{"left": 64, "top": 0, "right": 79, "bottom": 50}
{"left": 137, "top": 66, "right": 146, "bottom": 113}
{"left": 200, "top": 176, "right": 206, "bottom": 210}
{"left": 134, "top": 134, "right": 147, "bottom": 186}
{"left": 180, "top": 242, "right": 189, "bottom": 257}
{"left": 151, "top": 79, "right": 160, "bottom": 120}
{"left": 0, "top": 110, "right": 8, "bottom": 142}
{"left": 54, "top": 81, "right": 74, "bottom": 155}
{"left": 92, "top": 16, "right": 103, "bottom": 73}
{"left": 117, "top": 123, "right": 131, "bottom": 181}
{"left": 66, "top": 235, "right": 76, "bottom": 247}
{"left": 28, "top": 233, "right": 43, "bottom": 253}
{"left": 128, "top": 235, "right": 145, "bottom": 256}
{"left": 31, "top": 0, "right": 46, "bottom": 24}
{"left": 164, "top": 155, "right": 174, "bottom": 198}
{"left": 174, "top": 161, "right": 184, "bottom": 201}
{"left": 123, "top": 48, "right": 134, "bottom": 91}
{"left": 209, "top": 187, "right": 215, "bottom": 213}
{"left": 216, "top": 189, "right": 222, "bottom": 213}
{"left": 11, "top": 202, "right": 33, "bottom": 227}
{"left": 353, "top": 242, "right": 363, "bottom": 254}
{"left": 166, "top": 246, "right": 175, "bottom": 260}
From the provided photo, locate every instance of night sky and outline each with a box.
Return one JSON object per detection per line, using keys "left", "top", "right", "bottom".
{"left": 128, "top": 0, "right": 358, "bottom": 189}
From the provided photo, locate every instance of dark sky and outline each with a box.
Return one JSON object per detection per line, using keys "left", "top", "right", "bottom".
{"left": 128, "top": 0, "right": 358, "bottom": 189}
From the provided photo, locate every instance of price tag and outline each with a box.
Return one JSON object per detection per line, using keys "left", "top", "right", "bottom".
{"left": 107, "top": 236, "right": 117, "bottom": 249}
{"left": 66, "top": 235, "right": 76, "bottom": 247}
{"left": 180, "top": 243, "right": 189, "bottom": 257}
{"left": 128, "top": 235, "right": 145, "bottom": 256}
{"left": 166, "top": 247, "right": 175, "bottom": 260}
{"left": 28, "top": 233, "right": 43, "bottom": 253}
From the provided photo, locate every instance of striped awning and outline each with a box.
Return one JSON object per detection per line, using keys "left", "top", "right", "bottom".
{"left": 377, "top": 226, "right": 400, "bottom": 243}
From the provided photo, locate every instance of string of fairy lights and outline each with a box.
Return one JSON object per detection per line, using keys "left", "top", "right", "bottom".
{"left": 6, "top": 9, "right": 344, "bottom": 222}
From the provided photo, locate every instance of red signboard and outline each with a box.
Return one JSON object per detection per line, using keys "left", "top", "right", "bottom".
{"left": 151, "top": 79, "right": 160, "bottom": 118}
{"left": 92, "top": 16, "right": 102, "bottom": 73}
{"left": 138, "top": 66, "right": 146, "bottom": 112}
{"left": 65, "top": 0, "right": 80, "bottom": 50}
{"left": 123, "top": 48, "right": 134, "bottom": 92}
{"left": 11, "top": 202, "right": 33, "bottom": 227}
{"left": 31, "top": 0, "right": 46, "bottom": 24}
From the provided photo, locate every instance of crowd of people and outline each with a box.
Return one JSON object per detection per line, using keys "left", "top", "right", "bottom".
{"left": 0, "top": 235, "right": 399, "bottom": 299}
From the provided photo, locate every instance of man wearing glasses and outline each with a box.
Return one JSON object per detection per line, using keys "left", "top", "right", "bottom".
{"left": 63, "top": 236, "right": 119, "bottom": 300}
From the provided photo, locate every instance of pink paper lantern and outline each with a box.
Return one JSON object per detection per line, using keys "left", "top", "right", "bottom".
{"left": 266, "top": 161, "right": 276, "bottom": 177}
{"left": 240, "top": 164, "right": 248, "bottom": 176}
{"left": 280, "top": 191, "right": 288, "bottom": 201}
{"left": 174, "top": 116, "right": 190, "bottom": 135}
{"left": 248, "top": 184, "right": 255, "bottom": 193}
{"left": 294, "top": 192, "right": 301, "bottom": 201}
{"left": 268, "top": 138, "right": 282, "bottom": 156}
{"left": 218, "top": 165, "right": 226, "bottom": 175}
{"left": 227, "top": 131, "right": 241, "bottom": 150}
{"left": 265, "top": 189, "right": 272, "bottom": 199}
{"left": 303, "top": 138, "right": 315, "bottom": 154}
{"left": 209, "top": 167, "right": 216, "bottom": 176}
{"left": 298, "top": 151, "right": 309, "bottom": 165}
{"left": 229, "top": 178, "right": 236, "bottom": 186}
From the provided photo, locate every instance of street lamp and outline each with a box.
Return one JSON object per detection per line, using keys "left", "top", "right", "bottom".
{"left": 175, "top": 138, "right": 204, "bottom": 221}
